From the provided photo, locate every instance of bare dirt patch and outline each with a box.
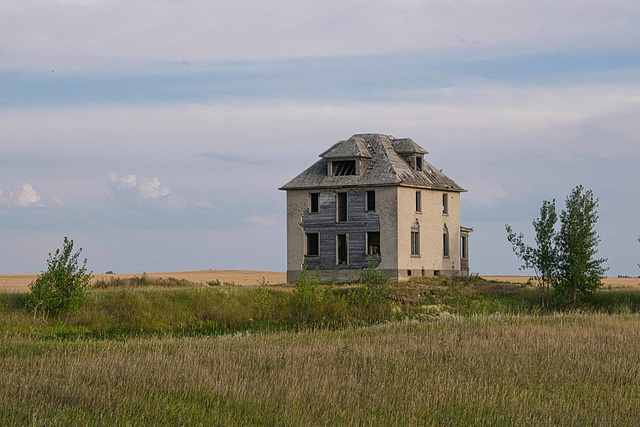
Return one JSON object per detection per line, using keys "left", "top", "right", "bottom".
{"left": 0, "top": 270, "right": 287, "bottom": 293}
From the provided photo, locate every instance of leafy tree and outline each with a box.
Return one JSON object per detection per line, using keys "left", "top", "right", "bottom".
{"left": 554, "top": 186, "right": 608, "bottom": 303}
{"left": 26, "top": 237, "right": 93, "bottom": 319}
{"left": 506, "top": 199, "right": 558, "bottom": 308}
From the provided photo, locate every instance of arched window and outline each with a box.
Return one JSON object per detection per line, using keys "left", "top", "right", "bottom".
{"left": 411, "top": 220, "right": 420, "bottom": 256}
{"left": 443, "top": 224, "right": 449, "bottom": 257}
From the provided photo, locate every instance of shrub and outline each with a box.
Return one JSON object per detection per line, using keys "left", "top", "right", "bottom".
{"left": 26, "top": 237, "right": 93, "bottom": 319}
{"left": 351, "top": 255, "right": 389, "bottom": 307}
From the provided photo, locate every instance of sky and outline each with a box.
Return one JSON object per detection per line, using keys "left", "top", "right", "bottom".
{"left": 1, "top": 0, "right": 639, "bottom": 276}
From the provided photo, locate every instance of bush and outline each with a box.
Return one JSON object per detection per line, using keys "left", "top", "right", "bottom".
{"left": 351, "top": 255, "right": 389, "bottom": 307}
{"left": 26, "top": 237, "right": 93, "bottom": 319}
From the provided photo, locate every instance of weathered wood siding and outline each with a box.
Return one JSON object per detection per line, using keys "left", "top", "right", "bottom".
{"left": 301, "top": 190, "right": 380, "bottom": 270}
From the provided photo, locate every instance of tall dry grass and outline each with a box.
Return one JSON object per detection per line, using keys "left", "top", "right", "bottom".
{"left": 2, "top": 313, "right": 640, "bottom": 425}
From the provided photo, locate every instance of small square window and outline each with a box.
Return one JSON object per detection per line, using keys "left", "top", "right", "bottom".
{"left": 310, "top": 193, "right": 319, "bottom": 213}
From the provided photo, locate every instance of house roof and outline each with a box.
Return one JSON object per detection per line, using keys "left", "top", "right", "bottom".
{"left": 280, "top": 133, "right": 465, "bottom": 192}
{"left": 392, "top": 138, "right": 428, "bottom": 154}
{"left": 320, "top": 135, "right": 373, "bottom": 159}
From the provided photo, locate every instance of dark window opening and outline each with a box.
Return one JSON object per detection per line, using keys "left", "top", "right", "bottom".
{"left": 434, "top": 270, "right": 440, "bottom": 277}
{"left": 332, "top": 160, "right": 356, "bottom": 176}
{"left": 443, "top": 231, "right": 450, "bottom": 258}
{"left": 416, "top": 156, "right": 423, "bottom": 171}
{"left": 367, "top": 232, "right": 380, "bottom": 255}
{"left": 411, "top": 231, "right": 420, "bottom": 255}
{"left": 337, "top": 193, "right": 347, "bottom": 222}
{"left": 421, "top": 268, "right": 426, "bottom": 276}
{"left": 443, "top": 193, "right": 448, "bottom": 214}
{"left": 407, "top": 269, "right": 412, "bottom": 277}
{"left": 461, "top": 236, "right": 468, "bottom": 259}
{"left": 306, "top": 233, "right": 319, "bottom": 257}
{"left": 366, "top": 190, "right": 376, "bottom": 211}
{"left": 416, "top": 191, "right": 422, "bottom": 213}
{"left": 310, "top": 193, "right": 319, "bottom": 213}
{"left": 337, "top": 234, "right": 348, "bottom": 265}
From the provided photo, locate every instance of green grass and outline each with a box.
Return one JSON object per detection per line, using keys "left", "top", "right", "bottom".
{"left": 3, "top": 277, "right": 640, "bottom": 424}
{"left": 2, "top": 314, "right": 640, "bottom": 425}
{"left": 0, "top": 281, "right": 393, "bottom": 339}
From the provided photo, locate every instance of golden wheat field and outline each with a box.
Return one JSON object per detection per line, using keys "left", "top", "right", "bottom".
{"left": 0, "top": 270, "right": 287, "bottom": 293}
{"left": 483, "top": 275, "right": 640, "bottom": 288}
{"left": 2, "top": 271, "right": 637, "bottom": 293}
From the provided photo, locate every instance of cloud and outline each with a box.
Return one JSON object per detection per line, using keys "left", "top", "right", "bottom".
{"left": 2, "top": 0, "right": 640, "bottom": 69}
{"left": 200, "top": 152, "right": 281, "bottom": 165}
{"left": 0, "top": 183, "right": 42, "bottom": 207}
{"left": 138, "top": 177, "right": 171, "bottom": 199}
{"left": 246, "top": 215, "right": 277, "bottom": 227}
{"left": 108, "top": 173, "right": 170, "bottom": 201}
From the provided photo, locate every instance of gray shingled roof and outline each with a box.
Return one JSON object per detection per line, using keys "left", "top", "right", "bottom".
{"left": 392, "top": 138, "right": 428, "bottom": 154}
{"left": 280, "top": 134, "right": 465, "bottom": 192}
{"left": 320, "top": 135, "right": 372, "bottom": 159}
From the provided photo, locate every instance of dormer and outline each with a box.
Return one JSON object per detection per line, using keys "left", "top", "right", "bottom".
{"left": 392, "top": 138, "right": 428, "bottom": 172}
{"left": 320, "top": 135, "right": 373, "bottom": 176}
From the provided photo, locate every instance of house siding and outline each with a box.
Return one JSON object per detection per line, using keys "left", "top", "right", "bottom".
{"left": 286, "top": 187, "right": 398, "bottom": 283}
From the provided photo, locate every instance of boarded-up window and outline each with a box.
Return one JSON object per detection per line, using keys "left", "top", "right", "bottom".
{"left": 337, "top": 234, "right": 348, "bottom": 265}
{"left": 337, "top": 193, "right": 347, "bottom": 222}
{"left": 443, "top": 193, "right": 448, "bottom": 214}
{"left": 332, "top": 160, "right": 356, "bottom": 176}
{"left": 411, "top": 231, "right": 420, "bottom": 255}
{"left": 306, "top": 233, "right": 319, "bottom": 256}
{"left": 367, "top": 232, "right": 380, "bottom": 255}
{"left": 366, "top": 190, "right": 376, "bottom": 211}
{"left": 415, "top": 191, "right": 421, "bottom": 213}
{"left": 310, "top": 193, "right": 319, "bottom": 213}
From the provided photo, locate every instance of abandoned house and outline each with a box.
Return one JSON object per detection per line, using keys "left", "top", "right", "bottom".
{"left": 279, "top": 133, "right": 472, "bottom": 283}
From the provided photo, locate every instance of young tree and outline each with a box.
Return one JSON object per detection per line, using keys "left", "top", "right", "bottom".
{"left": 26, "top": 237, "right": 93, "bottom": 319}
{"left": 555, "top": 186, "right": 608, "bottom": 303}
{"left": 506, "top": 199, "right": 558, "bottom": 308}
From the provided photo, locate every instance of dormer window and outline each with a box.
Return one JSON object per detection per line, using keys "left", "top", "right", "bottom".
{"left": 331, "top": 160, "right": 356, "bottom": 176}
{"left": 415, "top": 156, "right": 423, "bottom": 171}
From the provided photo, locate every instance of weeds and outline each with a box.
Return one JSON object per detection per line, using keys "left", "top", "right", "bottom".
{"left": 3, "top": 313, "right": 640, "bottom": 425}
{"left": 93, "top": 275, "right": 198, "bottom": 290}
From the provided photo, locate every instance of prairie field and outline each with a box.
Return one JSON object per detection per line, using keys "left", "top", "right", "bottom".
{"left": 0, "top": 270, "right": 287, "bottom": 293}
{"left": 2, "top": 271, "right": 638, "bottom": 293}
{"left": 483, "top": 275, "right": 640, "bottom": 288}
{"left": 2, "top": 314, "right": 640, "bottom": 425}
{"left": 3, "top": 275, "right": 640, "bottom": 425}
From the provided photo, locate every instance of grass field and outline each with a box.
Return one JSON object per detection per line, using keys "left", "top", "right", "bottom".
{"left": 2, "top": 314, "right": 640, "bottom": 425}
{"left": 2, "top": 275, "right": 640, "bottom": 425}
